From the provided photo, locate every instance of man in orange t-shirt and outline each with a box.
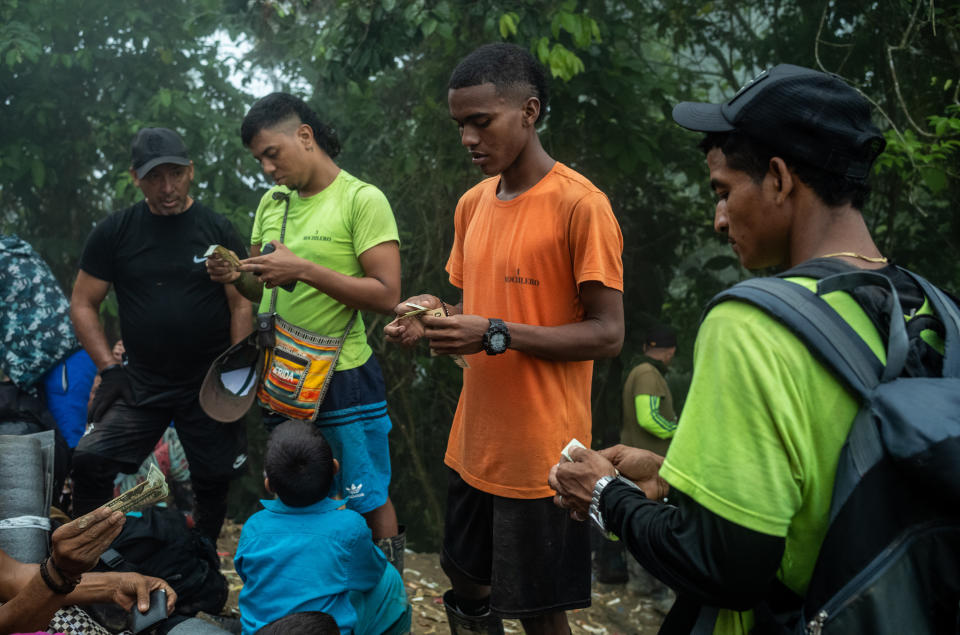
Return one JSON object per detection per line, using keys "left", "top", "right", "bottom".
{"left": 386, "top": 43, "right": 624, "bottom": 634}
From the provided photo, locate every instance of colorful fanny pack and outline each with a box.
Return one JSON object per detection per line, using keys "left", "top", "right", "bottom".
{"left": 255, "top": 310, "right": 356, "bottom": 421}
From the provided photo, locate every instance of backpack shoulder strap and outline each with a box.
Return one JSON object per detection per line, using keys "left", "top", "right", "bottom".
{"left": 815, "top": 270, "right": 909, "bottom": 382}
{"left": 705, "top": 276, "right": 882, "bottom": 397}
{"left": 901, "top": 268, "right": 960, "bottom": 378}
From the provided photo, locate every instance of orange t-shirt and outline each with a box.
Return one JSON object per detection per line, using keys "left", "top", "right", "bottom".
{"left": 444, "top": 162, "right": 624, "bottom": 498}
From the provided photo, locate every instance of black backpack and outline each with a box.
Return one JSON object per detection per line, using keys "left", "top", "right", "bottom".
{"left": 96, "top": 506, "right": 228, "bottom": 617}
{"left": 705, "top": 266, "right": 960, "bottom": 634}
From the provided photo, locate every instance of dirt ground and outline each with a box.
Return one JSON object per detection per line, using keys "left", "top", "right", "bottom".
{"left": 216, "top": 520, "right": 665, "bottom": 635}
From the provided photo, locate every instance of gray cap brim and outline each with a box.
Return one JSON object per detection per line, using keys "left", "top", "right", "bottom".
{"left": 199, "top": 338, "right": 262, "bottom": 423}
{"left": 135, "top": 156, "right": 191, "bottom": 179}
{"left": 671, "top": 102, "right": 735, "bottom": 133}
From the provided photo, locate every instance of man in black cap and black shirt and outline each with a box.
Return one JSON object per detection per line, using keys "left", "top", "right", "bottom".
{"left": 549, "top": 65, "right": 959, "bottom": 633}
{"left": 70, "top": 127, "right": 252, "bottom": 542}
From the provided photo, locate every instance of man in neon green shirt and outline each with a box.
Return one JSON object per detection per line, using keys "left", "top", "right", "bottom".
{"left": 549, "top": 65, "right": 956, "bottom": 633}
{"left": 207, "top": 93, "right": 404, "bottom": 565}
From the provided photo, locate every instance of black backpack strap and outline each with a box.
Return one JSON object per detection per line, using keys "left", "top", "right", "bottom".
{"left": 902, "top": 269, "right": 960, "bottom": 378}
{"left": 99, "top": 547, "right": 125, "bottom": 569}
{"left": 815, "top": 271, "right": 909, "bottom": 382}
{"left": 705, "top": 277, "right": 882, "bottom": 397}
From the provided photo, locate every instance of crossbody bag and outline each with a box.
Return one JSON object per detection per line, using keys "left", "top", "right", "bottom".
{"left": 255, "top": 191, "right": 357, "bottom": 421}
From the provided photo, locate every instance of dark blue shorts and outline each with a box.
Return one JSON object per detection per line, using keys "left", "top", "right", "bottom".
{"left": 265, "top": 354, "right": 392, "bottom": 515}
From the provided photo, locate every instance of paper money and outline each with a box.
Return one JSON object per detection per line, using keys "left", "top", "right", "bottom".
{"left": 400, "top": 302, "right": 438, "bottom": 318}
{"left": 203, "top": 244, "right": 241, "bottom": 269}
{"left": 561, "top": 438, "right": 587, "bottom": 462}
{"left": 107, "top": 463, "right": 169, "bottom": 514}
{"left": 392, "top": 303, "right": 470, "bottom": 368}
{"left": 76, "top": 463, "right": 169, "bottom": 528}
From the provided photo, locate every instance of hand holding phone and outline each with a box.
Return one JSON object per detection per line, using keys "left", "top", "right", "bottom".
{"left": 259, "top": 243, "right": 297, "bottom": 292}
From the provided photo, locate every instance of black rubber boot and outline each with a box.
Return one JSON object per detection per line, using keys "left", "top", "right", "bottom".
{"left": 442, "top": 590, "right": 505, "bottom": 635}
{"left": 375, "top": 524, "right": 406, "bottom": 576}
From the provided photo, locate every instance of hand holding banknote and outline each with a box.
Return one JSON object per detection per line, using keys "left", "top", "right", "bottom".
{"left": 77, "top": 463, "right": 169, "bottom": 529}
{"left": 52, "top": 507, "right": 126, "bottom": 579}
{"left": 385, "top": 295, "right": 443, "bottom": 346}
{"left": 204, "top": 244, "right": 241, "bottom": 284}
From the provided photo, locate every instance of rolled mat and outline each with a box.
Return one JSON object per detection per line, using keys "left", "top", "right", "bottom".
{"left": 0, "top": 430, "right": 55, "bottom": 563}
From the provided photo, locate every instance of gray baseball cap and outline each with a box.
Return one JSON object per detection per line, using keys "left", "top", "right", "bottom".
{"left": 130, "top": 127, "right": 191, "bottom": 178}
{"left": 199, "top": 336, "right": 262, "bottom": 423}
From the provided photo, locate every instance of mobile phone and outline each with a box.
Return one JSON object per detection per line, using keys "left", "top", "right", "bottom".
{"left": 259, "top": 243, "right": 296, "bottom": 292}
{"left": 129, "top": 588, "right": 168, "bottom": 633}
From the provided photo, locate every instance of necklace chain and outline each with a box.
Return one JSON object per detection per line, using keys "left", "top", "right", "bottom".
{"left": 820, "top": 251, "right": 889, "bottom": 264}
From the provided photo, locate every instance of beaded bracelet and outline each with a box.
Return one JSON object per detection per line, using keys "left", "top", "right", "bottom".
{"left": 39, "top": 557, "right": 78, "bottom": 594}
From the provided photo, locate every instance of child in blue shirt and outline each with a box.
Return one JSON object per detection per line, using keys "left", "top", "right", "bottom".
{"left": 235, "top": 422, "right": 410, "bottom": 635}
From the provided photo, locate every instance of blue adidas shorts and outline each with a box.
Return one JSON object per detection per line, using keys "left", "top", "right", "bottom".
{"left": 264, "top": 354, "right": 392, "bottom": 515}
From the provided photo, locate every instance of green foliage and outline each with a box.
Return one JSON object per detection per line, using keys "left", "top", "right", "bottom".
{"left": 0, "top": 0, "right": 259, "bottom": 288}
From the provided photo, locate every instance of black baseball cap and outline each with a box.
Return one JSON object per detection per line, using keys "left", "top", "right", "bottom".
{"left": 130, "top": 127, "right": 191, "bottom": 178}
{"left": 644, "top": 325, "right": 676, "bottom": 350}
{"left": 672, "top": 64, "right": 886, "bottom": 180}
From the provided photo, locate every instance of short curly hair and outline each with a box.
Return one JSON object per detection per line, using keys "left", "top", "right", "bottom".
{"left": 240, "top": 92, "right": 341, "bottom": 158}
{"left": 700, "top": 131, "right": 872, "bottom": 210}
{"left": 264, "top": 421, "right": 334, "bottom": 507}
{"left": 448, "top": 43, "right": 549, "bottom": 123}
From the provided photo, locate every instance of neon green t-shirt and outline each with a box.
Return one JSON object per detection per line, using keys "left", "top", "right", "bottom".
{"left": 250, "top": 170, "right": 399, "bottom": 371}
{"left": 659, "top": 278, "right": 895, "bottom": 634}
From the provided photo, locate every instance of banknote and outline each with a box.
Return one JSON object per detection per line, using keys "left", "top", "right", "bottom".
{"left": 389, "top": 303, "right": 470, "bottom": 368}
{"left": 77, "top": 464, "right": 169, "bottom": 528}
{"left": 561, "top": 438, "right": 587, "bottom": 462}
{"left": 203, "top": 244, "right": 241, "bottom": 269}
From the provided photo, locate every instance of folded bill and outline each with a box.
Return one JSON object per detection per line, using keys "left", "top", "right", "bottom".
{"left": 76, "top": 463, "right": 169, "bottom": 528}
{"left": 561, "top": 438, "right": 587, "bottom": 462}
{"left": 203, "top": 244, "right": 241, "bottom": 269}
{"left": 393, "top": 303, "right": 470, "bottom": 368}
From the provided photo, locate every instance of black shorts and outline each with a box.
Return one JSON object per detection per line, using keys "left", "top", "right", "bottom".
{"left": 441, "top": 468, "right": 591, "bottom": 619}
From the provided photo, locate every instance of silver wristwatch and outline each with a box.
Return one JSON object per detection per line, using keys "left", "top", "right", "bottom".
{"left": 589, "top": 475, "right": 643, "bottom": 536}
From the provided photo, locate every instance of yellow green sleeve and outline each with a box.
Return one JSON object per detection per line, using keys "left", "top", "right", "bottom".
{"left": 634, "top": 394, "right": 677, "bottom": 439}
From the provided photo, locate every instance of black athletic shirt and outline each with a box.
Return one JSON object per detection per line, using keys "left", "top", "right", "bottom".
{"left": 79, "top": 200, "right": 247, "bottom": 396}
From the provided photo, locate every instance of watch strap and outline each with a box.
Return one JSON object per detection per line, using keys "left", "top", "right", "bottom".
{"left": 589, "top": 475, "right": 645, "bottom": 539}
{"left": 482, "top": 318, "right": 510, "bottom": 355}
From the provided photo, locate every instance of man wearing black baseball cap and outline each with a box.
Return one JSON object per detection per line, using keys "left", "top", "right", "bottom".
{"left": 70, "top": 127, "right": 253, "bottom": 543}
{"left": 550, "top": 65, "right": 959, "bottom": 633}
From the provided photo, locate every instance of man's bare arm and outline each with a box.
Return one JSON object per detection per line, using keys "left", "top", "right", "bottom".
{"left": 224, "top": 283, "right": 254, "bottom": 344}
{"left": 70, "top": 271, "right": 115, "bottom": 370}
{"left": 423, "top": 281, "right": 624, "bottom": 361}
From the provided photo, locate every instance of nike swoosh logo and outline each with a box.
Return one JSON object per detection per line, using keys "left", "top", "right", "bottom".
{"left": 232, "top": 454, "right": 247, "bottom": 469}
{"left": 193, "top": 256, "right": 207, "bottom": 263}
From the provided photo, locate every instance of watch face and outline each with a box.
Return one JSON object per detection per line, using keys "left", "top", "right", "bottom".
{"left": 489, "top": 332, "right": 507, "bottom": 353}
